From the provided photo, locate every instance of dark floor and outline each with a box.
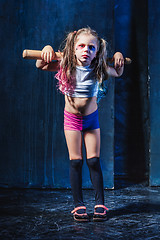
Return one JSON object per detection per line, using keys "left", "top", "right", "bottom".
{"left": 0, "top": 183, "right": 160, "bottom": 240}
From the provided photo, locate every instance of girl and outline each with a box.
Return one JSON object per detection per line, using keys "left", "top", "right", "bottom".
{"left": 36, "top": 27, "right": 124, "bottom": 222}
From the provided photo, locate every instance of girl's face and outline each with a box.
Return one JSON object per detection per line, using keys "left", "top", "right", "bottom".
{"left": 74, "top": 33, "right": 98, "bottom": 67}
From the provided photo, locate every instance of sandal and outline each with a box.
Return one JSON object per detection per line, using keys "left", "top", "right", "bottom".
{"left": 71, "top": 206, "right": 89, "bottom": 222}
{"left": 93, "top": 205, "right": 109, "bottom": 222}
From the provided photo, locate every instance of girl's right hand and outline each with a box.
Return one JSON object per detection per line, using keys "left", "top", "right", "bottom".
{"left": 41, "top": 45, "right": 55, "bottom": 63}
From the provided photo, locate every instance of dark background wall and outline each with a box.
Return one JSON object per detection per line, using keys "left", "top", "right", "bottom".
{"left": 148, "top": 0, "right": 160, "bottom": 186}
{"left": 0, "top": 0, "right": 153, "bottom": 188}
{"left": 0, "top": 0, "right": 115, "bottom": 188}
{"left": 114, "top": 0, "right": 149, "bottom": 182}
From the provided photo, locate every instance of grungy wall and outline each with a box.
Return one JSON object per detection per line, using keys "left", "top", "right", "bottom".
{"left": 148, "top": 0, "right": 160, "bottom": 186}
{"left": 1, "top": 0, "right": 155, "bottom": 188}
{"left": 0, "top": 0, "right": 115, "bottom": 188}
{"left": 114, "top": 0, "right": 149, "bottom": 182}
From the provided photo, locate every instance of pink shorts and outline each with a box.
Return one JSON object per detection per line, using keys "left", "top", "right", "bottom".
{"left": 64, "top": 109, "right": 100, "bottom": 131}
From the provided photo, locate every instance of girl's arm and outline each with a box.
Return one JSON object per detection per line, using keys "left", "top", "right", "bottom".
{"left": 107, "top": 52, "right": 124, "bottom": 77}
{"left": 36, "top": 45, "right": 60, "bottom": 72}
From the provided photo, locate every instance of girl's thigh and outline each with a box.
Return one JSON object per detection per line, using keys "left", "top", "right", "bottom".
{"left": 64, "top": 130, "right": 83, "bottom": 160}
{"left": 83, "top": 128, "right": 100, "bottom": 159}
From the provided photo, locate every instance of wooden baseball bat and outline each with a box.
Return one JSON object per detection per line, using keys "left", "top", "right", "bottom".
{"left": 22, "top": 49, "right": 62, "bottom": 60}
{"left": 22, "top": 49, "right": 132, "bottom": 64}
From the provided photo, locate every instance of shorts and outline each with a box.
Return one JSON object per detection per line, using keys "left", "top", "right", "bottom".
{"left": 64, "top": 109, "right": 100, "bottom": 132}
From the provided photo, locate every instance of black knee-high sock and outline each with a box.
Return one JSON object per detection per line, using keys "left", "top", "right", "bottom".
{"left": 70, "top": 159, "right": 84, "bottom": 208}
{"left": 87, "top": 157, "right": 104, "bottom": 212}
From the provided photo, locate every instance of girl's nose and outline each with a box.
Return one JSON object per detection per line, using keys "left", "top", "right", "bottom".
{"left": 84, "top": 46, "right": 89, "bottom": 52}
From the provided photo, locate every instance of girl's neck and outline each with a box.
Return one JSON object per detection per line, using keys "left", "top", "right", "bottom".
{"left": 76, "top": 65, "right": 91, "bottom": 69}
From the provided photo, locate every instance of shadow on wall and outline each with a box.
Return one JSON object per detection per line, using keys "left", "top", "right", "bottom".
{"left": 125, "top": 0, "right": 149, "bottom": 182}
{"left": 114, "top": 0, "right": 149, "bottom": 184}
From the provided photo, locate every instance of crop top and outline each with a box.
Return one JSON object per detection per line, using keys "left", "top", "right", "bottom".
{"left": 66, "top": 65, "right": 99, "bottom": 98}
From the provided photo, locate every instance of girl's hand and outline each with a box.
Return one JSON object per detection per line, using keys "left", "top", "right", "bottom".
{"left": 113, "top": 52, "right": 124, "bottom": 69}
{"left": 41, "top": 45, "right": 55, "bottom": 63}
{"left": 107, "top": 52, "right": 124, "bottom": 77}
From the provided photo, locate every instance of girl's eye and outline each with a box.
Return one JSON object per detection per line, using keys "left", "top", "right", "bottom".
{"left": 77, "top": 44, "right": 85, "bottom": 49}
{"left": 89, "top": 45, "right": 95, "bottom": 51}
{"left": 76, "top": 44, "right": 96, "bottom": 50}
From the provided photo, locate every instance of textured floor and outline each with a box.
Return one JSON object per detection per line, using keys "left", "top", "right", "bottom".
{"left": 0, "top": 183, "right": 160, "bottom": 240}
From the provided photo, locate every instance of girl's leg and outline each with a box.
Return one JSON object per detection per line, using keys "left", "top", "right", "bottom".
{"left": 83, "top": 128, "right": 100, "bottom": 159}
{"left": 84, "top": 129, "right": 105, "bottom": 212}
{"left": 64, "top": 130, "right": 82, "bottom": 160}
{"left": 64, "top": 130, "right": 84, "bottom": 209}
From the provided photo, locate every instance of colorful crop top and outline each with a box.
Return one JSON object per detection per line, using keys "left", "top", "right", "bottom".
{"left": 66, "top": 65, "right": 99, "bottom": 98}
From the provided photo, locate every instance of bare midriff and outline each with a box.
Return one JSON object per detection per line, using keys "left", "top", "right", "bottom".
{"left": 64, "top": 95, "right": 97, "bottom": 116}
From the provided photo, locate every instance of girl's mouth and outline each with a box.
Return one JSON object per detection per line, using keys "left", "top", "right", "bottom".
{"left": 82, "top": 55, "right": 89, "bottom": 59}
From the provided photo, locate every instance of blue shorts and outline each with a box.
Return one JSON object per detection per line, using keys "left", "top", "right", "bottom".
{"left": 64, "top": 109, "right": 100, "bottom": 132}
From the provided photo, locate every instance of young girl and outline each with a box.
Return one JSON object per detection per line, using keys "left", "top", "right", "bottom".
{"left": 36, "top": 27, "right": 124, "bottom": 222}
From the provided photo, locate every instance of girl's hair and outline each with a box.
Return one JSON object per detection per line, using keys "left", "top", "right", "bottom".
{"left": 55, "top": 27, "right": 109, "bottom": 94}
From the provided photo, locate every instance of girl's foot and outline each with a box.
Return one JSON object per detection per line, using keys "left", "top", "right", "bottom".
{"left": 71, "top": 206, "right": 89, "bottom": 222}
{"left": 93, "top": 205, "right": 109, "bottom": 222}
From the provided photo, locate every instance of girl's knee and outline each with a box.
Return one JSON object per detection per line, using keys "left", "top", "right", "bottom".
{"left": 70, "top": 154, "right": 82, "bottom": 160}
{"left": 86, "top": 157, "right": 100, "bottom": 168}
{"left": 70, "top": 159, "right": 83, "bottom": 168}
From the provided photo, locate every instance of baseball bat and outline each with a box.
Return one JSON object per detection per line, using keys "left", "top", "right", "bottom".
{"left": 22, "top": 49, "right": 132, "bottom": 64}
{"left": 22, "top": 49, "right": 62, "bottom": 60}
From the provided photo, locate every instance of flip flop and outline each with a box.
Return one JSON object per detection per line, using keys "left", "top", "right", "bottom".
{"left": 71, "top": 206, "right": 89, "bottom": 222}
{"left": 93, "top": 205, "right": 109, "bottom": 222}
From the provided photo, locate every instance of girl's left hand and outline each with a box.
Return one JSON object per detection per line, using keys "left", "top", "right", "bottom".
{"left": 113, "top": 52, "right": 124, "bottom": 69}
